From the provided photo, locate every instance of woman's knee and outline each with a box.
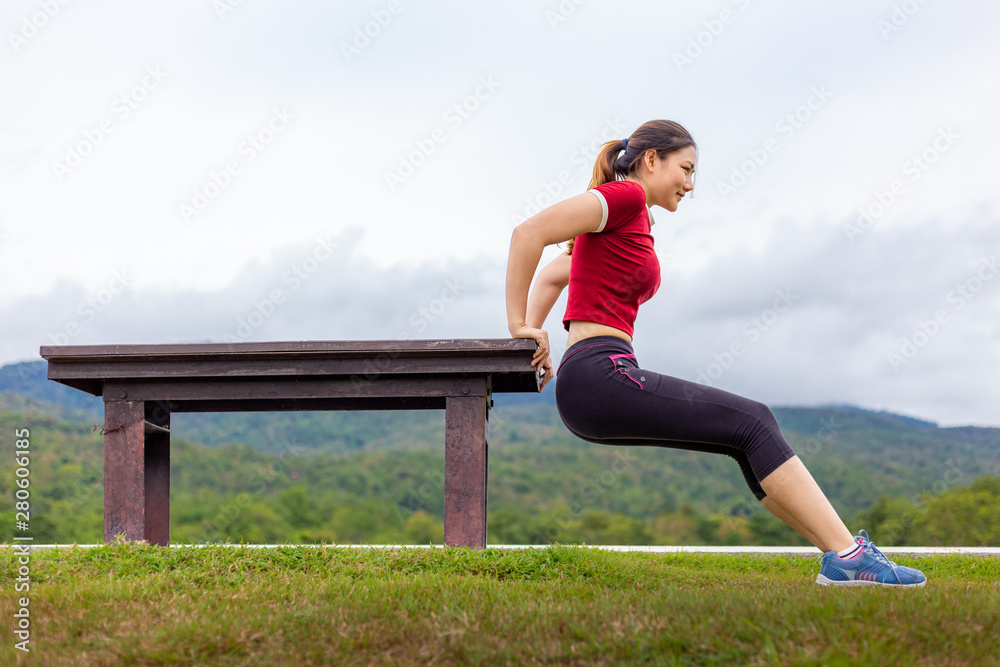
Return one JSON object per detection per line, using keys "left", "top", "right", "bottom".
{"left": 745, "top": 399, "right": 780, "bottom": 430}
{"left": 736, "top": 400, "right": 794, "bottom": 462}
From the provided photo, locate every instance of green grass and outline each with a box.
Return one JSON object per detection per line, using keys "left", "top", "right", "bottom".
{"left": 2, "top": 544, "right": 998, "bottom": 666}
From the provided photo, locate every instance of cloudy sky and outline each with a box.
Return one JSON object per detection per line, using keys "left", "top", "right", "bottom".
{"left": 1, "top": 1, "right": 997, "bottom": 427}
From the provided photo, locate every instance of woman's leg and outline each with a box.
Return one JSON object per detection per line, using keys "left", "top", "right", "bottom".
{"left": 760, "top": 495, "right": 821, "bottom": 548}
{"left": 556, "top": 342, "right": 856, "bottom": 552}
{"left": 572, "top": 434, "right": 846, "bottom": 551}
{"left": 759, "top": 456, "right": 856, "bottom": 553}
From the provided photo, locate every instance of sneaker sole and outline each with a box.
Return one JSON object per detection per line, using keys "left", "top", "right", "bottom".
{"left": 815, "top": 574, "right": 926, "bottom": 587}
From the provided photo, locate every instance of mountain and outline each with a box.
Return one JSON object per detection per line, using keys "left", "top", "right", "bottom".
{"left": 3, "top": 359, "right": 999, "bottom": 523}
{"left": 3, "top": 358, "right": 999, "bottom": 545}
{"left": 1, "top": 360, "right": 102, "bottom": 417}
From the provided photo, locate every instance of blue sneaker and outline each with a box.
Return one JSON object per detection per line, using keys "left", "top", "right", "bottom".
{"left": 815, "top": 530, "right": 927, "bottom": 587}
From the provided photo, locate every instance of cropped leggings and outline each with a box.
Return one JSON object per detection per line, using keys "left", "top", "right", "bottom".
{"left": 554, "top": 335, "right": 797, "bottom": 501}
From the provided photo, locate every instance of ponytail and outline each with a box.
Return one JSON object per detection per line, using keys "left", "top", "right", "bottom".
{"left": 588, "top": 138, "right": 628, "bottom": 191}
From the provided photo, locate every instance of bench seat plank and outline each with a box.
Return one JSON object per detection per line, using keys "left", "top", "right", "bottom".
{"left": 41, "top": 338, "right": 539, "bottom": 395}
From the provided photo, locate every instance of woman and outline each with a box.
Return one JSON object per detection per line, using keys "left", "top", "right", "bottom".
{"left": 504, "top": 120, "right": 926, "bottom": 587}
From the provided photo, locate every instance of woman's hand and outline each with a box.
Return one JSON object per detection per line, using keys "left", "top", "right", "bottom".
{"left": 510, "top": 325, "right": 555, "bottom": 391}
{"left": 537, "top": 355, "right": 554, "bottom": 391}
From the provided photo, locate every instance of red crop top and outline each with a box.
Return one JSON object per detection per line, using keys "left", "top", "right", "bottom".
{"left": 562, "top": 179, "right": 661, "bottom": 338}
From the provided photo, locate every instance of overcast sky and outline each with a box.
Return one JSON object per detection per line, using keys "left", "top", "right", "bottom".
{"left": 1, "top": 1, "right": 998, "bottom": 427}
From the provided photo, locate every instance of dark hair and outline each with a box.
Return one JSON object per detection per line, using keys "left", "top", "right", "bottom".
{"left": 564, "top": 120, "right": 696, "bottom": 255}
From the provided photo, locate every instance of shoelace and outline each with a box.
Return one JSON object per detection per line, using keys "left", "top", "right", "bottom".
{"left": 856, "top": 529, "right": 902, "bottom": 583}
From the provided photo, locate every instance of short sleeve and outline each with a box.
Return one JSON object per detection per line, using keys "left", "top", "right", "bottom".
{"left": 588, "top": 180, "right": 646, "bottom": 233}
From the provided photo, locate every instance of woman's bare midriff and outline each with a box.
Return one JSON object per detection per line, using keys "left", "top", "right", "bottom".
{"left": 565, "top": 320, "right": 632, "bottom": 350}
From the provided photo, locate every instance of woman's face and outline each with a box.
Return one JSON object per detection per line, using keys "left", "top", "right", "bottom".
{"left": 643, "top": 146, "right": 697, "bottom": 212}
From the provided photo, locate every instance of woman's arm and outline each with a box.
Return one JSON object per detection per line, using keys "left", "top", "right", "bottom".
{"left": 525, "top": 250, "right": 571, "bottom": 329}
{"left": 505, "top": 191, "right": 601, "bottom": 335}
{"left": 506, "top": 191, "right": 603, "bottom": 388}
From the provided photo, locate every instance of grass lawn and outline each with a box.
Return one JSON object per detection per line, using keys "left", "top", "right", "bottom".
{"left": 2, "top": 543, "right": 998, "bottom": 666}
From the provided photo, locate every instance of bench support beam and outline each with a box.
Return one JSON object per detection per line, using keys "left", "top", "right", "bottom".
{"left": 444, "top": 394, "right": 489, "bottom": 549}
{"left": 103, "top": 399, "right": 171, "bottom": 546}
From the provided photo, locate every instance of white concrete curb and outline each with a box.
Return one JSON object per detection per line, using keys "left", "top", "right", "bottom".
{"left": 4, "top": 543, "right": 1000, "bottom": 556}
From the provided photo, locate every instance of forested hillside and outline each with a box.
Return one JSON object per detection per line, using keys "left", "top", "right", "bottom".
{"left": 2, "top": 359, "right": 999, "bottom": 546}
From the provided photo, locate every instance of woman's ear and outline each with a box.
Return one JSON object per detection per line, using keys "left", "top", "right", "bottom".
{"left": 645, "top": 149, "right": 657, "bottom": 170}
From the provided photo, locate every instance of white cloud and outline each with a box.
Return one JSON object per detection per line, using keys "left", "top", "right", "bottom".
{"left": 2, "top": 0, "right": 998, "bottom": 425}
{"left": 5, "top": 208, "right": 998, "bottom": 427}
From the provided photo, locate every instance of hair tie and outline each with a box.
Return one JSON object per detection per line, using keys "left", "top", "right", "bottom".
{"left": 621, "top": 138, "right": 628, "bottom": 151}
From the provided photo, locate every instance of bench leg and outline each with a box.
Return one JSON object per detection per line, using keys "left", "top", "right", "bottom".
{"left": 144, "top": 402, "right": 171, "bottom": 546}
{"left": 444, "top": 395, "right": 489, "bottom": 549}
{"left": 103, "top": 399, "right": 171, "bottom": 546}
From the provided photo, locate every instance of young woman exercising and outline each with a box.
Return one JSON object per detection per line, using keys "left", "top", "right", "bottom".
{"left": 504, "top": 119, "right": 926, "bottom": 587}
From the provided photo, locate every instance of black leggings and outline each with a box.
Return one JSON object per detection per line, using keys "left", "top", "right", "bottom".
{"left": 554, "top": 335, "right": 797, "bottom": 501}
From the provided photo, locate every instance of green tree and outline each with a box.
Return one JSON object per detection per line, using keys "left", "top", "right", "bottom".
{"left": 403, "top": 510, "right": 443, "bottom": 544}
{"left": 277, "top": 486, "right": 321, "bottom": 529}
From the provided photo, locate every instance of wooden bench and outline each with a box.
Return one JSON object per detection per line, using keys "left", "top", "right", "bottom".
{"left": 39, "top": 339, "right": 541, "bottom": 549}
